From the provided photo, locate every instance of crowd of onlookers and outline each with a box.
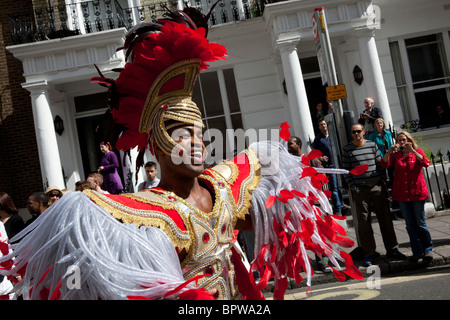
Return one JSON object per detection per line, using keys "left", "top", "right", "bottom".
{"left": 0, "top": 158, "right": 161, "bottom": 245}
{"left": 289, "top": 96, "right": 434, "bottom": 269}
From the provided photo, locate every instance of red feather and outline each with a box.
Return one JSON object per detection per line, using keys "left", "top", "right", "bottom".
{"left": 301, "top": 166, "right": 317, "bottom": 178}
{"left": 49, "top": 279, "right": 62, "bottom": 300}
{"left": 280, "top": 129, "right": 290, "bottom": 142}
{"left": 331, "top": 214, "right": 347, "bottom": 220}
{"left": 280, "top": 189, "right": 295, "bottom": 199}
{"left": 350, "top": 164, "right": 369, "bottom": 175}
{"left": 265, "top": 196, "right": 276, "bottom": 209}
{"left": 307, "top": 149, "right": 322, "bottom": 159}
{"left": 335, "top": 235, "right": 355, "bottom": 248}
{"left": 325, "top": 215, "right": 347, "bottom": 236}
{"left": 273, "top": 277, "right": 288, "bottom": 300}
{"left": 178, "top": 288, "right": 215, "bottom": 300}
{"left": 291, "top": 190, "right": 306, "bottom": 198}
{"left": 163, "top": 274, "right": 209, "bottom": 299}
{"left": 343, "top": 264, "right": 364, "bottom": 280}
{"left": 301, "top": 157, "right": 310, "bottom": 166}
{"left": 127, "top": 295, "right": 153, "bottom": 300}
{"left": 280, "top": 122, "right": 291, "bottom": 130}
{"left": 0, "top": 241, "right": 9, "bottom": 255}
{"left": 329, "top": 266, "right": 347, "bottom": 282}
{"left": 276, "top": 196, "right": 289, "bottom": 203}
{"left": 256, "top": 264, "right": 272, "bottom": 290}
{"left": 310, "top": 177, "right": 323, "bottom": 190}
{"left": 231, "top": 247, "right": 265, "bottom": 300}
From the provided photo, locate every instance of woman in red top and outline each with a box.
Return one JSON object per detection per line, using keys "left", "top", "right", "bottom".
{"left": 381, "top": 131, "right": 433, "bottom": 263}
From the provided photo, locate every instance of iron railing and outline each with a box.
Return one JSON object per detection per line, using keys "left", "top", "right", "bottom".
{"left": 425, "top": 151, "right": 450, "bottom": 210}
{"left": 9, "top": 0, "right": 267, "bottom": 45}
{"left": 400, "top": 118, "right": 450, "bottom": 132}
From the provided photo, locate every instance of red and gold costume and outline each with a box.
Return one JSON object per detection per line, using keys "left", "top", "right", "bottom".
{"left": 85, "top": 150, "right": 260, "bottom": 300}
{"left": 0, "top": 6, "right": 366, "bottom": 300}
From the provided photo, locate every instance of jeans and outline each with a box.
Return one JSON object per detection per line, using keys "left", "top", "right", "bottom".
{"left": 398, "top": 200, "right": 433, "bottom": 257}
{"left": 328, "top": 173, "right": 343, "bottom": 214}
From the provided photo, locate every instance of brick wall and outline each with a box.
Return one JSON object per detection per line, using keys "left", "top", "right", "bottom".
{"left": 0, "top": 0, "right": 44, "bottom": 208}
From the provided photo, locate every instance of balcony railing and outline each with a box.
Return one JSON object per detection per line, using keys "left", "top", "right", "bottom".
{"left": 9, "top": 0, "right": 268, "bottom": 45}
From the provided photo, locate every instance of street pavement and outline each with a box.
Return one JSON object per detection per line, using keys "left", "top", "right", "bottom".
{"left": 264, "top": 207, "right": 450, "bottom": 294}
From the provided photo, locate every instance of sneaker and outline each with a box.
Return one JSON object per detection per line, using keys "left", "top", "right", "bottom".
{"left": 423, "top": 253, "right": 433, "bottom": 263}
{"left": 322, "top": 265, "right": 332, "bottom": 273}
{"left": 363, "top": 257, "right": 373, "bottom": 267}
{"left": 386, "top": 249, "right": 407, "bottom": 260}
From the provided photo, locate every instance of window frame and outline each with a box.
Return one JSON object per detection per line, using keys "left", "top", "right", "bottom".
{"left": 390, "top": 30, "right": 450, "bottom": 127}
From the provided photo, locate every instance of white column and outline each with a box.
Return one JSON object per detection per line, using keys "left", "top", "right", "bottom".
{"left": 278, "top": 40, "right": 315, "bottom": 151}
{"left": 217, "top": 69, "right": 234, "bottom": 153}
{"left": 23, "top": 81, "right": 65, "bottom": 189}
{"left": 357, "top": 29, "right": 393, "bottom": 127}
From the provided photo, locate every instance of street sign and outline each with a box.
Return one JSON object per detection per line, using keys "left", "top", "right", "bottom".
{"left": 326, "top": 84, "right": 347, "bottom": 101}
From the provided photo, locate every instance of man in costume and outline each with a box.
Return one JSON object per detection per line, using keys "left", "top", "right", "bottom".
{"left": 0, "top": 6, "right": 366, "bottom": 300}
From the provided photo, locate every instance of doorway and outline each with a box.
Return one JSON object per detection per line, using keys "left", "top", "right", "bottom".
{"left": 74, "top": 93, "right": 125, "bottom": 186}
{"left": 304, "top": 76, "right": 328, "bottom": 135}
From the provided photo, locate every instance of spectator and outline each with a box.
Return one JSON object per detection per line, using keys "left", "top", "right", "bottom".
{"left": 368, "top": 118, "right": 393, "bottom": 157}
{"left": 313, "top": 103, "right": 325, "bottom": 134}
{"left": 45, "top": 186, "right": 63, "bottom": 206}
{"left": 287, "top": 136, "right": 322, "bottom": 167}
{"left": 98, "top": 141, "right": 124, "bottom": 194}
{"left": 358, "top": 97, "right": 383, "bottom": 136}
{"left": 381, "top": 131, "right": 434, "bottom": 263}
{"left": 0, "top": 192, "right": 25, "bottom": 241}
{"left": 75, "top": 180, "right": 90, "bottom": 192}
{"left": 342, "top": 123, "right": 405, "bottom": 266}
{"left": 369, "top": 117, "right": 395, "bottom": 191}
{"left": 312, "top": 119, "right": 345, "bottom": 215}
{"left": 25, "top": 192, "right": 48, "bottom": 226}
{"left": 435, "top": 104, "right": 449, "bottom": 127}
{"left": 137, "top": 161, "right": 160, "bottom": 191}
{"left": 326, "top": 99, "right": 336, "bottom": 114}
{"left": 87, "top": 173, "right": 109, "bottom": 194}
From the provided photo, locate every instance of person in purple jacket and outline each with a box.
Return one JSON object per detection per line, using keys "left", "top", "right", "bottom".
{"left": 97, "top": 141, "right": 124, "bottom": 194}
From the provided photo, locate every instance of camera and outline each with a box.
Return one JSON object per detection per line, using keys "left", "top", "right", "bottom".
{"left": 399, "top": 146, "right": 404, "bottom": 151}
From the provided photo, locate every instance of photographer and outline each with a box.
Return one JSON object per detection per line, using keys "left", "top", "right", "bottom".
{"left": 381, "top": 131, "right": 434, "bottom": 263}
{"left": 358, "top": 97, "right": 383, "bottom": 136}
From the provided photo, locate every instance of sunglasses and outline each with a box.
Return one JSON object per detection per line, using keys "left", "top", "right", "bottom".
{"left": 352, "top": 130, "right": 363, "bottom": 134}
{"left": 49, "top": 193, "right": 61, "bottom": 198}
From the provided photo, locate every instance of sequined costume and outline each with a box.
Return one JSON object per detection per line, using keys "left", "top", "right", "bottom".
{"left": 0, "top": 6, "right": 366, "bottom": 300}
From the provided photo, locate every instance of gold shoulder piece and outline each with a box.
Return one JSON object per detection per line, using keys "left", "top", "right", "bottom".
{"left": 211, "top": 161, "right": 239, "bottom": 185}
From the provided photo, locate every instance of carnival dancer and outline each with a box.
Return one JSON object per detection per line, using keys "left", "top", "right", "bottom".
{"left": 0, "top": 5, "right": 366, "bottom": 300}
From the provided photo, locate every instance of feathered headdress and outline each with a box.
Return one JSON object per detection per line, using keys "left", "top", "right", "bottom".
{"left": 91, "top": 4, "right": 226, "bottom": 169}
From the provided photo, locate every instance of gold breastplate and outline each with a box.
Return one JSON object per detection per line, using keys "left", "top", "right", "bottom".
{"left": 159, "top": 172, "right": 241, "bottom": 300}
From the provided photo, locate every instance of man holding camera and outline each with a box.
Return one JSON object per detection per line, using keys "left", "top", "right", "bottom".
{"left": 358, "top": 97, "right": 383, "bottom": 136}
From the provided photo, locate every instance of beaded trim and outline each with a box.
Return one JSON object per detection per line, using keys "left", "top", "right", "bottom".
{"left": 83, "top": 190, "right": 191, "bottom": 251}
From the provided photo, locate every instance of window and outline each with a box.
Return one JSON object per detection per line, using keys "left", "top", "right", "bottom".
{"left": 192, "top": 68, "right": 243, "bottom": 163}
{"left": 390, "top": 32, "right": 450, "bottom": 129}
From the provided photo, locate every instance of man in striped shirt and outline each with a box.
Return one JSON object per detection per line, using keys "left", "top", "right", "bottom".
{"left": 342, "top": 123, "right": 405, "bottom": 266}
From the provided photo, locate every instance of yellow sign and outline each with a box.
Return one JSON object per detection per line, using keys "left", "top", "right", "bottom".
{"left": 326, "top": 84, "right": 347, "bottom": 101}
